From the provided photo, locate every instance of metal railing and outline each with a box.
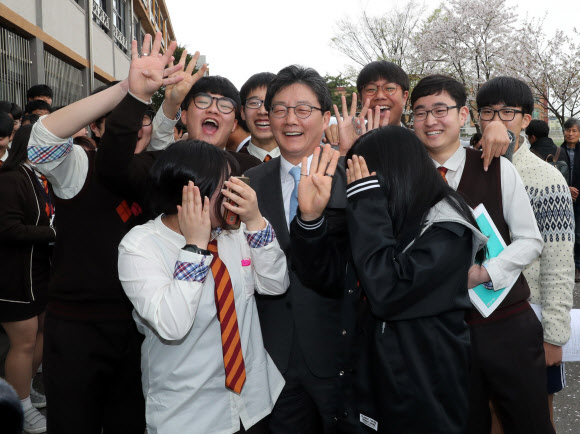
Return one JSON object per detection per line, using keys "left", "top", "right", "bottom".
{"left": 44, "top": 51, "right": 83, "bottom": 106}
{"left": 93, "top": 0, "right": 110, "bottom": 30}
{"left": 0, "top": 26, "right": 31, "bottom": 107}
{"left": 114, "top": 26, "right": 128, "bottom": 50}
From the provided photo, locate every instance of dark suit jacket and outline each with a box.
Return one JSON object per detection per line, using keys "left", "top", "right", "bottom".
{"left": 560, "top": 141, "right": 580, "bottom": 188}
{"left": 245, "top": 157, "right": 348, "bottom": 378}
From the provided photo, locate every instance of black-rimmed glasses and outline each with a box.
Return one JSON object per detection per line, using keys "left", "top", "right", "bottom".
{"left": 478, "top": 108, "right": 524, "bottom": 121}
{"left": 362, "top": 83, "right": 400, "bottom": 96}
{"left": 413, "top": 106, "right": 459, "bottom": 121}
{"left": 142, "top": 110, "right": 155, "bottom": 127}
{"left": 193, "top": 93, "right": 236, "bottom": 114}
{"left": 245, "top": 98, "right": 264, "bottom": 109}
{"left": 270, "top": 104, "right": 323, "bottom": 119}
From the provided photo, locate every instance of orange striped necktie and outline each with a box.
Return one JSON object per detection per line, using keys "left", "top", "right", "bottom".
{"left": 208, "top": 239, "right": 246, "bottom": 394}
{"left": 437, "top": 166, "right": 448, "bottom": 183}
{"left": 263, "top": 154, "right": 272, "bottom": 162}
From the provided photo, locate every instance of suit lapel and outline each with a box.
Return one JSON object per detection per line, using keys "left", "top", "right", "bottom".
{"left": 255, "top": 158, "right": 291, "bottom": 250}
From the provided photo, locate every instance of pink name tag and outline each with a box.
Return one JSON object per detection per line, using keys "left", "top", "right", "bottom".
{"left": 241, "top": 259, "right": 251, "bottom": 267}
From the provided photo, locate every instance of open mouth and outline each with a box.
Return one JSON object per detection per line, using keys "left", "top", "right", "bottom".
{"left": 284, "top": 132, "right": 303, "bottom": 137}
{"left": 426, "top": 131, "right": 443, "bottom": 136}
{"left": 202, "top": 118, "right": 219, "bottom": 134}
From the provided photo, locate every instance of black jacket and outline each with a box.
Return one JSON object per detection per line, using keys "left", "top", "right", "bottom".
{"left": 245, "top": 158, "right": 358, "bottom": 380}
{"left": 560, "top": 141, "right": 580, "bottom": 188}
{"left": 291, "top": 177, "right": 477, "bottom": 433}
{"left": 531, "top": 137, "right": 564, "bottom": 161}
{"left": 0, "top": 164, "right": 55, "bottom": 303}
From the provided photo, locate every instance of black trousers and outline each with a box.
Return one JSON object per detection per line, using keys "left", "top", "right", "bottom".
{"left": 467, "top": 307, "right": 555, "bottom": 434}
{"left": 268, "top": 337, "right": 340, "bottom": 434}
{"left": 43, "top": 313, "right": 145, "bottom": 434}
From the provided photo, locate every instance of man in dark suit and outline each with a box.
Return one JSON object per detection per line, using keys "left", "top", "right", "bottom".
{"left": 560, "top": 117, "right": 580, "bottom": 280}
{"left": 246, "top": 65, "right": 355, "bottom": 433}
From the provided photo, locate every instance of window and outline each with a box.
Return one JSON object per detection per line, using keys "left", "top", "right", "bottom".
{"left": 93, "top": 0, "right": 110, "bottom": 32}
{"left": 113, "top": 0, "right": 128, "bottom": 52}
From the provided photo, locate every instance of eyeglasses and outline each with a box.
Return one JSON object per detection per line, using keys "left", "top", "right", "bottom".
{"left": 245, "top": 97, "right": 264, "bottom": 109}
{"left": 142, "top": 111, "right": 155, "bottom": 127}
{"left": 478, "top": 108, "right": 524, "bottom": 121}
{"left": 270, "top": 104, "right": 323, "bottom": 119}
{"left": 413, "top": 106, "right": 459, "bottom": 121}
{"left": 362, "top": 83, "right": 400, "bottom": 96}
{"left": 193, "top": 93, "right": 236, "bottom": 114}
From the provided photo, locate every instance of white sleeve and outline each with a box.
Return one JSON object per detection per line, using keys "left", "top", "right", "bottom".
{"left": 28, "top": 117, "right": 88, "bottom": 199}
{"left": 484, "top": 157, "right": 544, "bottom": 289}
{"left": 147, "top": 104, "right": 179, "bottom": 151}
{"left": 118, "top": 233, "right": 213, "bottom": 341}
{"left": 243, "top": 220, "right": 289, "bottom": 296}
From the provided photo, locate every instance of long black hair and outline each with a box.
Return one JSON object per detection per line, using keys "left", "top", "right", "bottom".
{"left": 0, "top": 124, "right": 32, "bottom": 172}
{"left": 347, "top": 126, "right": 484, "bottom": 261}
{"left": 147, "top": 140, "right": 239, "bottom": 228}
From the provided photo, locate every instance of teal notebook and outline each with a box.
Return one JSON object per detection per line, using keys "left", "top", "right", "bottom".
{"left": 468, "top": 204, "right": 518, "bottom": 317}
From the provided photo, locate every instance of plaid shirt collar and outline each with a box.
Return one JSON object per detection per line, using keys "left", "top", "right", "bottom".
{"left": 210, "top": 227, "right": 223, "bottom": 242}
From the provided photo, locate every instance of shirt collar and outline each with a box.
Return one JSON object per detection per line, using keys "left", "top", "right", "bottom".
{"left": 0, "top": 149, "right": 8, "bottom": 162}
{"left": 280, "top": 153, "right": 314, "bottom": 180}
{"left": 433, "top": 145, "right": 466, "bottom": 172}
{"left": 248, "top": 141, "right": 280, "bottom": 160}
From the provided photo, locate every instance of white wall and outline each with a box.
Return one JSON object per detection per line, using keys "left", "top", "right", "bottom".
{"left": 41, "top": 0, "right": 88, "bottom": 58}
{"left": 3, "top": 0, "right": 38, "bottom": 26}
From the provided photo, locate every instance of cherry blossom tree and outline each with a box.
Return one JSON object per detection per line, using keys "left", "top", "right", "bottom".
{"left": 504, "top": 18, "right": 580, "bottom": 128}
{"left": 415, "top": 0, "right": 518, "bottom": 131}
{"left": 330, "top": 0, "right": 426, "bottom": 72}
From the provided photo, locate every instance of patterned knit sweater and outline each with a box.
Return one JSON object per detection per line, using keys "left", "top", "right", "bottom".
{"left": 512, "top": 139, "right": 575, "bottom": 346}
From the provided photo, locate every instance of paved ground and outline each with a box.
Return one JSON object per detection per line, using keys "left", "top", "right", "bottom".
{"left": 2, "top": 287, "right": 580, "bottom": 432}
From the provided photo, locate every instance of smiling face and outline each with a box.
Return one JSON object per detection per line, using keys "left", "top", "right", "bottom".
{"left": 269, "top": 83, "right": 330, "bottom": 165}
{"left": 182, "top": 93, "right": 237, "bottom": 149}
{"left": 412, "top": 91, "right": 468, "bottom": 161}
{"left": 361, "top": 79, "right": 409, "bottom": 126}
{"left": 241, "top": 86, "right": 276, "bottom": 149}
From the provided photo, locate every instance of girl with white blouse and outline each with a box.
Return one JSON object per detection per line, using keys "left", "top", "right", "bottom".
{"left": 118, "top": 140, "right": 288, "bottom": 434}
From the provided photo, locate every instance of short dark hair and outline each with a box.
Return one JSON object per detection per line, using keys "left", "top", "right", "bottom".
{"left": 0, "top": 101, "right": 23, "bottom": 120}
{"left": 525, "top": 119, "right": 550, "bottom": 139}
{"left": 27, "top": 84, "right": 53, "bottom": 101}
{"left": 356, "top": 61, "right": 410, "bottom": 95}
{"left": 410, "top": 74, "right": 467, "bottom": 108}
{"left": 564, "top": 118, "right": 580, "bottom": 130}
{"left": 146, "top": 140, "right": 239, "bottom": 229}
{"left": 476, "top": 76, "right": 534, "bottom": 115}
{"left": 181, "top": 76, "right": 241, "bottom": 114}
{"left": 24, "top": 99, "right": 52, "bottom": 115}
{"left": 21, "top": 114, "right": 40, "bottom": 126}
{"left": 1, "top": 124, "right": 31, "bottom": 171}
{"left": 0, "top": 112, "right": 14, "bottom": 138}
{"left": 265, "top": 65, "right": 332, "bottom": 113}
{"left": 175, "top": 118, "right": 186, "bottom": 134}
{"left": 240, "top": 72, "right": 276, "bottom": 106}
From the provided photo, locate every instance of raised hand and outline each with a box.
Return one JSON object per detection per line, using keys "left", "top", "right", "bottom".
{"left": 128, "top": 32, "right": 184, "bottom": 102}
{"left": 346, "top": 155, "right": 376, "bottom": 184}
{"left": 298, "top": 144, "right": 340, "bottom": 221}
{"left": 222, "top": 177, "right": 266, "bottom": 231}
{"left": 164, "top": 49, "right": 208, "bottom": 114}
{"left": 177, "top": 181, "right": 211, "bottom": 249}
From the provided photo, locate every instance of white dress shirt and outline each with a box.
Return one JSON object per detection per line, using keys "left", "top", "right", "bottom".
{"left": 279, "top": 154, "right": 313, "bottom": 228}
{"left": 0, "top": 149, "right": 8, "bottom": 163}
{"left": 118, "top": 216, "right": 288, "bottom": 434}
{"left": 433, "top": 145, "right": 543, "bottom": 290}
{"left": 236, "top": 135, "right": 251, "bottom": 152}
{"left": 247, "top": 141, "right": 280, "bottom": 161}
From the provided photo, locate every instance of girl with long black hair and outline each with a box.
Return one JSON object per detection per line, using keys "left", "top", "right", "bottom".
{"left": 292, "top": 128, "right": 487, "bottom": 433}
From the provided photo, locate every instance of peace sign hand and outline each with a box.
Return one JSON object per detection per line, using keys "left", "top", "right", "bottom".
{"left": 128, "top": 32, "right": 184, "bottom": 102}
{"left": 331, "top": 93, "right": 368, "bottom": 156}
{"left": 298, "top": 144, "right": 340, "bottom": 221}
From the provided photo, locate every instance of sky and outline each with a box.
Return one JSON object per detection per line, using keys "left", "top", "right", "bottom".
{"left": 164, "top": 0, "right": 580, "bottom": 89}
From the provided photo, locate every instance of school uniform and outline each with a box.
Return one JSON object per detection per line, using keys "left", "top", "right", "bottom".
{"left": 435, "top": 146, "right": 553, "bottom": 434}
